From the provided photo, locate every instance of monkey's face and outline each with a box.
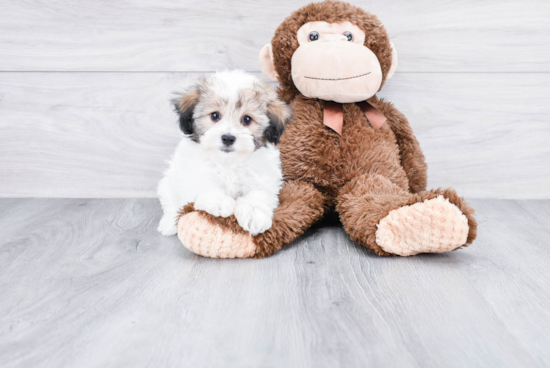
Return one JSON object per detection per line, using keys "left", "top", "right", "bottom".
{"left": 290, "top": 21, "right": 383, "bottom": 103}
{"left": 259, "top": 6, "right": 398, "bottom": 104}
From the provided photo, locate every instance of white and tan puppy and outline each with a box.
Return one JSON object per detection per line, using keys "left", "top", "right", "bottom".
{"left": 157, "top": 70, "right": 291, "bottom": 237}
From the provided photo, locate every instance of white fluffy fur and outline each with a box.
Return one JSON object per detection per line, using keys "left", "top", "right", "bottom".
{"left": 157, "top": 71, "right": 284, "bottom": 236}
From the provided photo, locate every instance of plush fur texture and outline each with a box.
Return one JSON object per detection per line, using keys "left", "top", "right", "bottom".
{"left": 158, "top": 70, "right": 291, "bottom": 237}
{"left": 176, "top": 1, "right": 477, "bottom": 258}
{"left": 178, "top": 180, "right": 326, "bottom": 258}
{"left": 336, "top": 174, "right": 477, "bottom": 256}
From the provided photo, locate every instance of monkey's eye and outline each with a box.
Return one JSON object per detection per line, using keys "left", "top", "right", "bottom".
{"left": 309, "top": 31, "right": 319, "bottom": 41}
{"left": 241, "top": 115, "right": 252, "bottom": 126}
{"left": 210, "top": 112, "right": 221, "bottom": 121}
{"left": 343, "top": 32, "right": 353, "bottom": 41}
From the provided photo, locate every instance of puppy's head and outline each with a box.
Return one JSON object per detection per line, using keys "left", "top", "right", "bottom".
{"left": 173, "top": 70, "right": 291, "bottom": 164}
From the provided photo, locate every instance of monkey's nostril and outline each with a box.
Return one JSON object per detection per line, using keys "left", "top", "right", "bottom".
{"left": 221, "top": 134, "right": 236, "bottom": 146}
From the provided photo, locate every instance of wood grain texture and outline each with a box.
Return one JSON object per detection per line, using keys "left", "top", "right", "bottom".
{"left": 0, "top": 198, "right": 549, "bottom": 367}
{"left": 0, "top": 0, "right": 549, "bottom": 72}
{"left": 1, "top": 72, "right": 548, "bottom": 198}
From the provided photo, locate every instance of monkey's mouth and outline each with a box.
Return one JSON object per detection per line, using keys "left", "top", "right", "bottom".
{"left": 304, "top": 72, "right": 370, "bottom": 81}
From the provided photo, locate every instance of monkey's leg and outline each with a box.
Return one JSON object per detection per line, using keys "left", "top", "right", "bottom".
{"left": 336, "top": 174, "right": 477, "bottom": 256}
{"left": 177, "top": 180, "right": 327, "bottom": 258}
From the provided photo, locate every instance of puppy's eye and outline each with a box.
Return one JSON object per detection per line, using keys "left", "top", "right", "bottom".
{"left": 210, "top": 112, "right": 221, "bottom": 121}
{"left": 309, "top": 31, "right": 319, "bottom": 41}
{"left": 343, "top": 32, "right": 353, "bottom": 41}
{"left": 241, "top": 115, "right": 252, "bottom": 126}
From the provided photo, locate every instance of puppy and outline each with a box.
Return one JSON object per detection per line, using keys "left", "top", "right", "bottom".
{"left": 157, "top": 70, "right": 291, "bottom": 237}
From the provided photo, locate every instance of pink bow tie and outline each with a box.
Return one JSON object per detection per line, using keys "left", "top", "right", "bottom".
{"left": 323, "top": 101, "right": 387, "bottom": 135}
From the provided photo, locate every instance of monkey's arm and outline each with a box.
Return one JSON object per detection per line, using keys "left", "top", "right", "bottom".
{"left": 177, "top": 180, "right": 327, "bottom": 258}
{"left": 380, "top": 100, "right": 428, "bottom": 194}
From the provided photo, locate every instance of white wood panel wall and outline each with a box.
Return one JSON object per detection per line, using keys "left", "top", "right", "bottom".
{"left": 0, "top": 0, "right": 549, "bottom": 198}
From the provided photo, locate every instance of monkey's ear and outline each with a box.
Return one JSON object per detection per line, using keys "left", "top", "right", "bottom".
{"left": 259, "top": 44, "right": 279, "bottom": 82}
{"left": 265, "top": 100, "right": 291, "bottom": 145}
{"left": 386, "top": 42, "right": 398, "bottom": 80}
{"left": 172, "top": 89, "right": 200, "bottom": 135}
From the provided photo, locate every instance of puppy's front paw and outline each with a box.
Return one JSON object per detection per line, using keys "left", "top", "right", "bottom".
{"left": 234, "top": 202, "right": 273, "bottom": 236}
{"left": 195, "top": 194, "right": 236, "bottom": 218}
{"left": 157, "top": 214, "right": 178, "bottom": 236}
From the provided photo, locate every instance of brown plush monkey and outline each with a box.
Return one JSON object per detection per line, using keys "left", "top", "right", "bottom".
{"left": 177, "top": 0, "right": 477, "bottom": 258}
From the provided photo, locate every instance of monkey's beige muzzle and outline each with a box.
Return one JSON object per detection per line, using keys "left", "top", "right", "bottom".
{"left": 291, "top": 41, "right": 383, "bottom": 104}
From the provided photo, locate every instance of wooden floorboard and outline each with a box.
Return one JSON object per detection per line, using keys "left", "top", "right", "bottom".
{"left": 0, "top": 198, "right": 549, "bottom": 367}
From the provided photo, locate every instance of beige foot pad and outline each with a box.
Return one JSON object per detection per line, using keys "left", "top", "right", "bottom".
{"left": 178, "top": 213, "right": 256, "bottom": 258}
{"left": 376, "top": 195, "right": 469, "bottom": 256}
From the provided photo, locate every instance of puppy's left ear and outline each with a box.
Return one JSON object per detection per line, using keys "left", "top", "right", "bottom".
{"left": 265, "top": 99, "right": 292, "bottom": 145}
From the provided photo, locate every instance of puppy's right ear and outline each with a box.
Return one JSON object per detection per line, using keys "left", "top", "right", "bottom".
{"left": 172, "top": 88, "right": 200, "bottom": 135}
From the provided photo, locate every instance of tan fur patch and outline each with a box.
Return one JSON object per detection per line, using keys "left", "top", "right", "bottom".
{"left": 176, "top": 88, "right": 201, "bottom": 113}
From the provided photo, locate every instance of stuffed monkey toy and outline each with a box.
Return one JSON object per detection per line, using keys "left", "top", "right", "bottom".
{"left": 176, "top": 0, "right": 477, "bottom": 258}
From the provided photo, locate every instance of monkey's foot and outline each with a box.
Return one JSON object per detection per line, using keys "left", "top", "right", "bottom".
{"left": 178, "top": 212, "right": 256, "bottom": 258}
{"left": 375, "top": 195, "right": 470, "bottom": 256}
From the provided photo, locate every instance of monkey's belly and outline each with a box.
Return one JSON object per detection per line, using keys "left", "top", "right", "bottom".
{"left": 280, "top": 126, "right": 409, "bottom": 191}
{"left": 338, "top": 129, "right": 410, "bottom": 190}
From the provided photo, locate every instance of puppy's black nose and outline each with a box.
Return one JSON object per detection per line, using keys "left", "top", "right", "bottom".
{"left": 221, "top": 134, "right": 236, "bottom": 146}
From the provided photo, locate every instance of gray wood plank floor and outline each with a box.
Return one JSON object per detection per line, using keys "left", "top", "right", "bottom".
{"left": 1, "top": 198, "right": 549, "bottom": 367}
